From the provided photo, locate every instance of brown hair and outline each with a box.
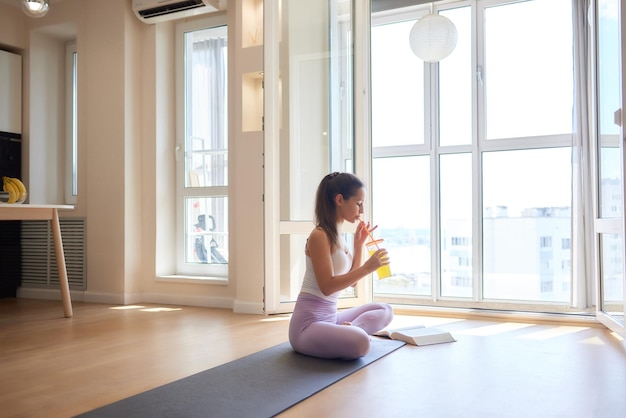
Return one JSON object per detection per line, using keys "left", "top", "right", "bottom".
{"left": 314, "top": 172, "right": 364, "bottom": 250}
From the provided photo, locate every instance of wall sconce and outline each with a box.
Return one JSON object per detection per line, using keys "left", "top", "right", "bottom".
{"left": 22, "top": 0, "right": 50, "bottom": 18}
{"left": 409, "top": 11, "right": 458, "bottom": 63}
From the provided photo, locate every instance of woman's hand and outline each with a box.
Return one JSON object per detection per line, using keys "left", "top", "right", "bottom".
{"left": 355, "top": 220, "right": 377, "bottom": 248}
{"left": 363, "top": 248, "right": 389, "bottom": 274}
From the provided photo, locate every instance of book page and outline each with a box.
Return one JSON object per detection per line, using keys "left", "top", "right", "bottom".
{"left": 373, "top": 325, "right": 425, "bottom": 338}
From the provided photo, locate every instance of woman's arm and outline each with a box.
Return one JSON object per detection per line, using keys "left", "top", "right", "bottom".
{"left": 308, "top": 227, "right": 387, "bottom": 296}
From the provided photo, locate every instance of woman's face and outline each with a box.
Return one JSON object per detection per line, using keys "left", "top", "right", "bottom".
{"left": 337, "top": 187, "right": 365, "bottom": 223}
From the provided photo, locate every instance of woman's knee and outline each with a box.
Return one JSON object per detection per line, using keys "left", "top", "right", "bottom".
{"left": 381, "top": 303, "right": 394, "bottom": 323}
{"left": 371, "top": 302, "right": 394, "bottom": 327}
{"left": 342, "top": 331, "right": 371, "bottom": 359}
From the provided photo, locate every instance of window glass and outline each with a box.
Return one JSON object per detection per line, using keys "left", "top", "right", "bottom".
{"left": 482, "top": 148, "right": 572, "bottom": 302}
{"left": 372, "top": 155, "right": 431, "bottom": 296}
{"left": 371, "top": 19, "right": 424, "bottom": 147}
{"left": 185, "top": 197, "right": 228, "bottom": 265}
{"left": 440, "top": 153, "right": 472, "bottom": 297}
{"left": 484, "top": 0, "right": 573, "bottom": 140}
{"left": 597, "top": 0, "right": 622, "bottom": 219}
{"left": 601, "top": 233, "right": 624, "bottom": 320}
{"left": 439, "top": 6, "right": 471, "bottom": 147}
{"left": 184, "top": 26, "right": 228, "bottom": 188}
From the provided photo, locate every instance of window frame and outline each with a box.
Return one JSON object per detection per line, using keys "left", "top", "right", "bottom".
{"left": 175, "top": 15, "right": 229, "bottom": 279}
{"left": 370, "top": 0, "right": 586, "bottom": 313}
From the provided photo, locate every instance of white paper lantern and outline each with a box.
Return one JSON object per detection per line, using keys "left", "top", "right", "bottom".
{"left": 409, "top": 13, "right": 458, "bottom": 63}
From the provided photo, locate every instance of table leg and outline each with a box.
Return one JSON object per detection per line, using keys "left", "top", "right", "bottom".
{"left": 51, "top": 208, "right": 73, "bottom": 318}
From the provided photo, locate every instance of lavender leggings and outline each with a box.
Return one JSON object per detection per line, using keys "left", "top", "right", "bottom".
{"left": 288, "top": 292, "right": 394, "bottom": 360}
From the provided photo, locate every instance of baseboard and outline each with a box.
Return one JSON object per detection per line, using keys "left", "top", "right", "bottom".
{"left": 138, "top": 292, "right": 234, "bottom": 310}
{"left": 392, "top": 304, "right": 603, "bottom": 327}
{"left": 17, "top": 287, "right": 86, "bottom": 302}
{"left": 233, "top": 300, "right": 264, "bottom": 314}
{"left": 16, "top": 288, "right": 265, "bottom": 315}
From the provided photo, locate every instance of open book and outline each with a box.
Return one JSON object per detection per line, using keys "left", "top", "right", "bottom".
{"left": 373, "top": 325, "right": 456, "bottom": 346}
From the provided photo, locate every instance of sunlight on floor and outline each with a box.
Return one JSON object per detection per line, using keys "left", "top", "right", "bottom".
{"left": 581, "top": 331, "right": 624, "bottom": 346}
{"left": 109, "top": 305, "right": 147, "bottom": 310}
{"left": 108, "top": 305, "right": 183, "bottom": 312}
{"left": 140, "top": 307, "right": 183, "bottom": 312}
{"left": 456, "top": 321, "right": 535, "bottom": 336}
{"left": 520, "top": 325, "right": 589, "bottom": 340}
{"left": 581, "top": 336, "right": 606, "bottom": 345}
{"left": 260, "top": 316, "right": 291, "bottom": 322}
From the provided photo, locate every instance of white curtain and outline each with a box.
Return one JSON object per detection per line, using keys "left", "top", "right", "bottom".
{"left": 191, "top": 37, "right": 228, "bottom": 187}
{"left": 189, "top": 36, "right": 228, "bottom": 255}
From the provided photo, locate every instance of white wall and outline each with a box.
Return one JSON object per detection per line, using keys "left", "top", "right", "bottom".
{"left": 0, "top": 0, "right": 264, "bottom": 313}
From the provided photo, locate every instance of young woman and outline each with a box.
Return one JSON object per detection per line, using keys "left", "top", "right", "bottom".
{"left": 288, "top": 172, "right": 393, "bottom": 360}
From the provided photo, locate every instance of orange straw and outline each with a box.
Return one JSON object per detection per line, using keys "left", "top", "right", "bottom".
{"left": 360, "top": 219, "right": 382, "bottom": 250}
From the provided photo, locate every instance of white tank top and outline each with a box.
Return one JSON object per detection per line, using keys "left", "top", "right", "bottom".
{"left": 300, "top": 245, "right": 353, "bottom": 302}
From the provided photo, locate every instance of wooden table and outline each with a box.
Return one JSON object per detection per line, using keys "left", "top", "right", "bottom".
{"left": 0, "top": 204, "right": 75, "bottom": 317}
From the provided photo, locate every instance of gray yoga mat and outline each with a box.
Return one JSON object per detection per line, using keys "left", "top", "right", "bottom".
{"left": 76, "top": 339, "right": 405, "bottom": 418}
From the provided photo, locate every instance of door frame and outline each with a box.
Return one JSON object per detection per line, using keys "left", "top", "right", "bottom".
{"left": 593, "top": 0, "right": 626, "bottom": 336}
{"left": 263, "top": 0, "right": 372, "bottom": 314}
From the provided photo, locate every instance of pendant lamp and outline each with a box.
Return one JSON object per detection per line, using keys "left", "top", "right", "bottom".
{"left": 409, "top": 12, "right": 457, "bottom": 63}
{"left": 22, "top": 0, "right": 49, "bottom": 18}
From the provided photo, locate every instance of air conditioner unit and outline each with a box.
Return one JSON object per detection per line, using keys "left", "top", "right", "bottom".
{"left": 132, "top": 0, "right": 224, "bottom": 24}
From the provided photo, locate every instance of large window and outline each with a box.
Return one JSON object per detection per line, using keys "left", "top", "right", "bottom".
{"left": 176, "top": 17, "right": 228, "bottom": 278}
{"left": 370, "top": 0, "right": 582, "bottom": 312}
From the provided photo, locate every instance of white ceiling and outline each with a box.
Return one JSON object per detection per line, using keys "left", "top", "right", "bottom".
{"left": 1, "top": 0, "right": 75, "bottom": 41}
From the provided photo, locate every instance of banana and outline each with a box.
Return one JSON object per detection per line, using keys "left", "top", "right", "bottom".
{"left": 8, "top": 177, "right": 27, "bottom": 201}
{"left": 2, "top": 176, "right": 27, "bottom": 204}
{"left": 3, "top": 179, "right": 18, "bottom": 204}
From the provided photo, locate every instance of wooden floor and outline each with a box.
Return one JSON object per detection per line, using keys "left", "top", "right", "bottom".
{"left": 1, "top": 299, "right": 625, "bottom": 418}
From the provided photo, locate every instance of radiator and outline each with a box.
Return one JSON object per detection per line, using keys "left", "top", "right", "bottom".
{"left": 21, "top": 218, "right": 86, "bottom": 290}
